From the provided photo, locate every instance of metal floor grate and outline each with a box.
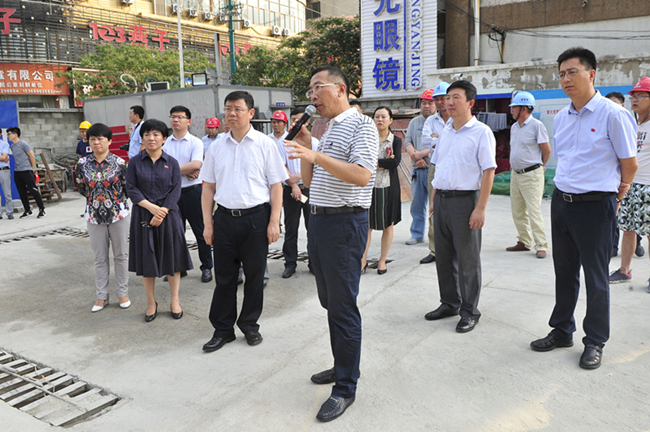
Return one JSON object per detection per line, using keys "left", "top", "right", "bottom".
{"left": 0, "top": 350, "right": 119, "bottom": 427}
{"left": 0, "top": 227, "right": 89, "bottom": 244}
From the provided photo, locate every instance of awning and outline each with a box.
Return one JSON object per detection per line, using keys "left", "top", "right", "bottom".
{"left": 476, "top": 88, "right": 515, "bottom": 100}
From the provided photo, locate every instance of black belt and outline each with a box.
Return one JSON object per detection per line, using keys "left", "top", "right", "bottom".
{"left": 437, "top": 190, "right": 477, "bottom": 198}
{"left": 284, "top": 184, "right": 308, "bottom": 190}
{"left": 181, "top": 184, "right": 201, "bottom": 193}
{"left": 310, "top": 204, "right": 365, "bottom": 215}
{"left": 555, "top": 188, "right": 614, "bottom": 203}
{"left": 0, "top": 167, "right": 9, "bottom": 171}
{"left": 513, "top": 163, "right": 542, "bottom": 174}
{"left": 217, "top": 202, "right": 268, "bottom": 217}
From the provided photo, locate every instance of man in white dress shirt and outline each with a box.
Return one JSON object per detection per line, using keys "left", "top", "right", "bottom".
{"left": 164, "top": 105, "right": 214, "bottom": 283}
{"left": 200, "top": 91, "right": 287, "bottom": 353}
{"left": 425, "top": 80, "right": 497, "bottom": 334}
{"left": 530, "top": 47, "right": 637, "bottom": 370}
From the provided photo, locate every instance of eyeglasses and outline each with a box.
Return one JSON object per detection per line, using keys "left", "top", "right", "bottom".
{"left": 224, "top": 107, "right": 249, "bottom": 113}
{"left": 630, "top": 94, "right": 650, "bottom": 101}
{"left": 306, "top": 83, "right": 340, "bottom": 98}
{"left": 169, "top": 115, "right": 188, "bottom": 120}
{"left": 556, "top": 68, "right": 590, "bottom": 80}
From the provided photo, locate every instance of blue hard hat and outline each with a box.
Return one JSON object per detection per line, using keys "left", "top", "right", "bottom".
{"left": 433, "top": 82, "right": 450, "bottom": 97}
{"left": 509, "top": 91, "right": 536, "bottom": 107}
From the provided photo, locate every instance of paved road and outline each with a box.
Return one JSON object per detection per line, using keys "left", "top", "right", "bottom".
{"left": 1, "top": 192, "right": 649, "bottom": 431}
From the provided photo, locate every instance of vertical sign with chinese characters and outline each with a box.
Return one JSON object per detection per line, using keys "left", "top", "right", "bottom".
{"left": 0, "top": 64, "right": 69, "bottom": 95}
{"left": 361, "top": 0, "right": 436, "bottom": 98}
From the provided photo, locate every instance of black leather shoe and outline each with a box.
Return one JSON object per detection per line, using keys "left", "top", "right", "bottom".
{"left": 201, "top": 268, "right": 212, "bottom": 283}
{"left": 530, "top": 332, "right": 574, "bottom": 352}
{"left": 171, "top": 303, "right": 183, "bottom": 319}
{"left": 282, "top": 267, "right": 296, "bottom": 279}
{"left": 424, "top": 304, "right": 460, "bottom": 321}
{"left": 316, "top": 395, "right": 355, "bottom": 422}
{"left": 202, "top": 335, "right": 236, "bottom": 352}
{"left": 244, "top": 330, "right": 263, "bottom": 346}
{"left": 311, "top": 368, "right": 336, "bottom": 384}
{"left": 145, "top": 302, "right": 158, "bottom": 322}
{"left": 456, "top": 317, "right": 478, "bottom": 333}
{"left": 20, "top": 210, "right": 32, "bottom": 218}
{"left": 37, "top": 209, "right": 45, "bottom": 218}
{"left": 579, "top": 344, "right": 603, "bottom": 369}
{"left": 377, "top": 268, "right": 387, "bottom": 275}
{"left": 420, "top": 253, "right": 436, "bottom": 264}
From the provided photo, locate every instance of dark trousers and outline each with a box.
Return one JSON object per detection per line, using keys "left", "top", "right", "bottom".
{"left": 550, "top": 189, "right": 615, "bottom": 347}
{"left": 209, "top": 205, "right": 270, "bottom": 338}
{"left": 309, "top": 211, "right": 367, "bottom": 399}
{"left": 433, "top": 192, "right": 482, "bottom": 319}
{"left": 282, "top": 185, "right": 310, "bottom": 269}
{"left": 14, "top": 170, "right": 44, "bottom": 211}
{"left": 178, "top": 185, "right": 213, "bottom": 270}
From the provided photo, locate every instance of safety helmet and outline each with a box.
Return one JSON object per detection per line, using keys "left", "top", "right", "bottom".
{"left": 79, "top": 121, "right": 92, "bottom": 129}
{"left": 205, "top": 117, "right": 220, "bottom": 128}
{"left": 271, "top": 111, "right": 288, "bottom": 123}
{"left": 432, "top": 82, "right": 451, "bottom": 97}
{"left": 509, "top": 91, "right": 536, "bottom": 107}
{"left": 420, "top": 89, "right": 435, "bottom": 101}
{"left": 629, "top": 77, "right": 650, "bottom": 95}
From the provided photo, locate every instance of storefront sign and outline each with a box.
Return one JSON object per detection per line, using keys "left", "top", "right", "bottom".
{"left": 361, "top": 0, "right": 436, "bottom": 97}
{"left": 0, "top": 63, "right": 69, "bottom": 95}
{"left": 0, "top": 8, "right": 20, "bottom": 34}
{"left": 219, "top": 42, "right": 253, "bottom": 56}
{"left": 89, "top": 23, "right": 170, "bottom": 51}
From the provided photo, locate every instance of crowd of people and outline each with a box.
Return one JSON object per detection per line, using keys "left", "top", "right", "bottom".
{"left": 2, "top": 46, "right": 649, "bottom": 423}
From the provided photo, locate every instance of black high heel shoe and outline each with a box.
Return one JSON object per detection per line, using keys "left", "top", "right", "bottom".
{"left": 171, "top": 303, "right": 183, "bottom": 320}
{"left": 361, "top": 263, "right": 368, "bottom": 274}
{"left": 145, "top": 301, "right": 158, "bottom": 322}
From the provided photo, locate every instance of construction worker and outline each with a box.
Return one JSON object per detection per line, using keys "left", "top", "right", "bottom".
{"left": 202, "top": 117, "right": 221, "bottom": 156}
{"left": 76, "top": 121, "right": 92, "bottom": 159}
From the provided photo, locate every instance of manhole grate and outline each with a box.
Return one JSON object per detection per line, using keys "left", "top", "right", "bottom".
{"left": 0, "top": 350, "right": 119, "bottom": 427}
{"left": 0, "top": 227, "right": 89, "bottom": 244}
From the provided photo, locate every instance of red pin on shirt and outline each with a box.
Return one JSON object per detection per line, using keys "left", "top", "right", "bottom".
{"left": 591, "top": 128, "right": 596, "bottom": 132}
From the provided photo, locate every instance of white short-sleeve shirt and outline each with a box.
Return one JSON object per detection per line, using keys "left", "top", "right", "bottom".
{"left": 163, "top": 131, "right": 204, "bottom": 188}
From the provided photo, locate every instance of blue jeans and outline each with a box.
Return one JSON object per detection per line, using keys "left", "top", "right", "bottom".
{"left": 409, "top": 168, "right": 429, "bottom": 240}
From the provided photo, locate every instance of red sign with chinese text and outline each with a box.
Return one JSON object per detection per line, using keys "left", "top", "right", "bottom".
{"left": 89, "top": 23, "right": 170, "bottom": 51}
{"left": 0, "top": 63, "right": 69, "bottom": 96}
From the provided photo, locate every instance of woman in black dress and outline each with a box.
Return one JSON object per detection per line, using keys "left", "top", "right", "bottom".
{"left": 361, "top": 106, "right": 402, "bottom": 274}
{"left": 126, "top": 119, "right": 193, "bottom": 322}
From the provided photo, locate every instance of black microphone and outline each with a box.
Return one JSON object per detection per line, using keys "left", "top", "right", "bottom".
{"left": 285, "top": 105, "right": 317, "bottom": 141}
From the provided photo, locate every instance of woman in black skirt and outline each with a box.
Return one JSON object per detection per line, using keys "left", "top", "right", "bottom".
{"left": 126, "top": 119, "right": 193, "bottom": 322}
{"left": 361, "top": 106, "right": 402, "bottom": 274}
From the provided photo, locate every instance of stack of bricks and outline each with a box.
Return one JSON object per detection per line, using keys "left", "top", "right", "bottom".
{"left": 18, "top": 109, "right": 84, "bottom": 157}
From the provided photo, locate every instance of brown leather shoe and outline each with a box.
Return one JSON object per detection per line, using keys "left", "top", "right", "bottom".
{"left": 506, "top": 242, "right": 530, "bottom": 251}
{"left": 536, "top": 250, "right": 547, "bottom": 259}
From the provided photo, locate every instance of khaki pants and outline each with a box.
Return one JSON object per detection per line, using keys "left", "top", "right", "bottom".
{"left": 427, "top": 164, "right": 436, "bottom": 254}
{"left": 87, "top": 216, "right": 130, "bottom": 300}
{"left": 510, "top": 168, "right": 548, "bottom": 251}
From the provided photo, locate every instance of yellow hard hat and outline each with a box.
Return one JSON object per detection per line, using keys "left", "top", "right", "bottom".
{"left": 79, "top": 121, "right": 92, "bottom": 129}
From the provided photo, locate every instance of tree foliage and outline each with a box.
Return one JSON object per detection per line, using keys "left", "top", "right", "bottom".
{"left": 58, "top": 44, "right": 212, "bottom": 100}
{"left": 231, "top": 15, "right": 361, "bottom": 99}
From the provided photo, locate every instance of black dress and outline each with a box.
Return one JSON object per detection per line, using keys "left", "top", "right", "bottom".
{"left": 369, "top": 134, "right": 402, "bottom": 230}
{"left": 126, "top": 150, "right": 193, "bottom": 277}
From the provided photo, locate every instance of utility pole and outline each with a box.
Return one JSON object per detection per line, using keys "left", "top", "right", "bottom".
{"left": 219, "top": 0, "right": 242, "bottom": 78}
{"left": 176, "top": 0, "right": 185, "bottom": 87}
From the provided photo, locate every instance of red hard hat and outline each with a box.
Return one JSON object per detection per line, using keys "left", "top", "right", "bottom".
{"left": 420, "top": 88, "right": 435, "bottom": 100}
{"left": 271, "top": 111, "right": 288, "bottom": 123}
{"left": 206, "top": 117, "right": 220, "bottom": 127}
{"left": 629, "top": 77, "right": 650, "bottom": 95}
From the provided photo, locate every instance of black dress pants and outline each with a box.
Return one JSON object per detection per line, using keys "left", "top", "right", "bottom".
{"left": 14, "top": 170, "right": 44, "bottom": 211}
{"left": 209, "top": 204, "right": 270, "bottom": 338}
{"left": 178, "top": 185, "right": 213, "bottom": 270}
{"left": 282, "top": 185, "right": 310, "bottom": 270}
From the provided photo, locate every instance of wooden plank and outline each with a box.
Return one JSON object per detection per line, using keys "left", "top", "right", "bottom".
{"left": 54, "top": 381, "right": 87, "bottom": 397}
{"left": 0, "top": 383, "right": 35, "bottom": 400}
{"left": 7, "top": 388, "right": 46, "bottom": 407}
{"left": 20, "top": 394, "right": 53, "bottom": 413}
{"left": 0, "top": 354, "right": 14, "bottom": 363}
{"left": 69, "top": 387, "right": 101, "bottom": 401}
{"left": 51, "top": 394, "right": 119, "bottom": 427}
{"left": 39, "top": 153, "right": 62, "bottom": 200}
{"left": 25, "top": 367, "right": 53, "bottom": 380}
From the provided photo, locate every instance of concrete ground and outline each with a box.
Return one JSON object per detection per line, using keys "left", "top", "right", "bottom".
{"left": 1, "top": 192, "right": 650, "bottom": 432}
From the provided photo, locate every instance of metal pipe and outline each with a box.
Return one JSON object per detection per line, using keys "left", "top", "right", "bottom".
{"left": 474, "top": 0, "right": 480, "bottom": 66}
{"left": 177, "top": 0, "right": 185, "bottom": 88}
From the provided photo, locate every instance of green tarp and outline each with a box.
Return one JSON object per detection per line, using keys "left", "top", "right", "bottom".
{"left": 491, "top": 168, "right": 556, "bottom": 197}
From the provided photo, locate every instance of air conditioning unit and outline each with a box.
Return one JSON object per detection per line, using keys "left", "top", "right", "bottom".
{"left": 188, "top": 8, "right": 198, "bottom": 17}
{"left": 171, "top": 4, "right": 180, "bottom": 15}
{"left": 282, "top": 28, "right": 290, "bottom": 37}
{"left": 271, "top": 25, "right": 281, "bottom": 36}
{"left": 217, "top": 14, "right": 228, "bottom": 23}
{"left": 203, "top": 12, "right": 213, "bottom": 21}
{"left": 242, "top": 19, "right": 251, "bottom": 28}
{"left": 120, "top": 0, "right": 134, "bottom": 5}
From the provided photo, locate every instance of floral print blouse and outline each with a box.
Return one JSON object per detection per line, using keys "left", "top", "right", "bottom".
{"left": 75, "top": 153, "right": 130, "bottom": 225}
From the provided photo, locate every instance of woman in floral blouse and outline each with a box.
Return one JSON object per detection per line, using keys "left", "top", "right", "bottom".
{"left": 75, "top": 123, "right": 131, "bottom": 313}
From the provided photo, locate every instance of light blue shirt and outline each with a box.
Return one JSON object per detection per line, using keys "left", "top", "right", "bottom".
{"left": 128, "top": 121, "right": 143, "bottom": 160}
{"left": 553, "top": 91, "right": 637, "bottom": 194}
{"left": 202, "top": 134, "right": 220, "bottom": 156}
{"left": 0, "top": 141, "right": 10, "bottom": 169}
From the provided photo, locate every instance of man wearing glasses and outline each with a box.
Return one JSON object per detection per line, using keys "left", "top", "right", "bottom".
{"left": 164, "top": 106, "right": 214, "bottom": 283}
{"left": 286, "top": 66, "right": 378, "bottom": 422}
{"left": 530, "top": 48, "right": 637, "bottom": 370}
{"left": 200, "top": 91, "right": 287, "bottom": 352}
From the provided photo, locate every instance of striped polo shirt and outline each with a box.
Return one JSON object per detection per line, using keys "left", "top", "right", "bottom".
{"left": 309, "top": 107, "right": 379, "bottom": 208}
